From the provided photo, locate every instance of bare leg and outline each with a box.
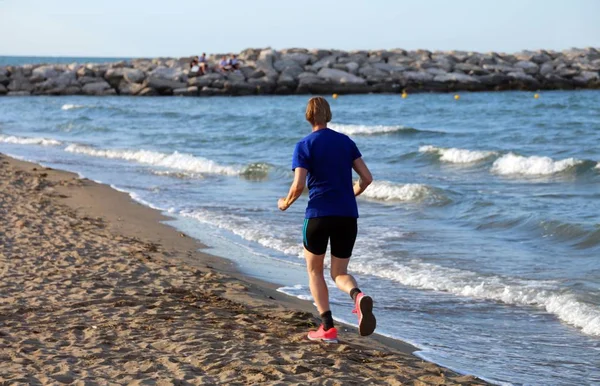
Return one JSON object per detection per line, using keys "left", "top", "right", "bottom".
{"left": 330, "top": 255, "right": 358, "bottom": 295}
{"left": 304, "top": 248, "right": 329, "bottom": 314}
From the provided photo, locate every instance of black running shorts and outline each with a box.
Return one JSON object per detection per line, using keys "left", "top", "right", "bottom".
{"left": 302, "top": 216, "right": 358, "bottom": 258}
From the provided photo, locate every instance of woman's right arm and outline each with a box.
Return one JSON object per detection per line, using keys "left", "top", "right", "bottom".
{"left": 352, "top": 157, "right": 373, "bottom": 197}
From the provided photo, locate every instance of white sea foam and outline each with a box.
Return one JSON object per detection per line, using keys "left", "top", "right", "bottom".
{"left": 0, "top": 135, "right": 62, "bottom": 146}
{"left": 64, "top": 144, "right": 240, "bottom": 176}
{"left": 180, "top": 209, "right": 303, "bottom": 257}
{"left": 330, "top": 123, "right": 415, "bottom": 136}
{"left": 277, "top": 285, "right": 313, "bottom": 301}
{"left": 491, "top": 153, "right": 582, "bottom": 175}
{"left": 351, "top": 260, "right": 600, "bottom": 337}
{"left": 419, "top": 145, "right": 497, "bottom": 163}
{"left": 61, "top": 104, "right": 86, "bottom": 110}
{"left": 362, "top": 181, "right": 447, "bottom": 203}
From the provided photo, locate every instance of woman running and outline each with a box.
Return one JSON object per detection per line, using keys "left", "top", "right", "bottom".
{"left": 278, "top": 96, "right": 376, "bottom": 343}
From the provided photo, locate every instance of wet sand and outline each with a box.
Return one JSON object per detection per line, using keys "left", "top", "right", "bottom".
{"left": 0, "top": 153, "right": 487, "bottom": 385}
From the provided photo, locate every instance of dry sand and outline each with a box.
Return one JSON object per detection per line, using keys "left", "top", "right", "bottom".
{"left": 0, "top": 153, "right": 487, "bottom": 385}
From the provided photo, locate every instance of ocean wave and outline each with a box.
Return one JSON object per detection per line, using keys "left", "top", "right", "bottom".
{"left": 362, "top": 181, "right": 450, "bottom": 205}
{"left": 352, "top": 260, "right": 600, "bottom": 337}
{"left": 330, "top": 123, "right": 433, "bottom": 136}
{"left": 0, "top": 134, "right": 62, "bottom": 146}
{"left": 419, "top": 145, "right": 497, "bottom": 164}
{"left": 61, "top": 104, "right": 87, "bottom": 110}
{"left": 64, "top": 144, "right": 240, "bottom": 176}
{"left": 491, "top": 153, "right": 582, "bottom": 175}
{"left": 180, "top": 209, "right": 303, "bottom": 257}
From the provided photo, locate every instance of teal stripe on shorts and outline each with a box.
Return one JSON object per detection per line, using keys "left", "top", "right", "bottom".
{"left": 302, "top": 218, "right": 308, "bottom": 246}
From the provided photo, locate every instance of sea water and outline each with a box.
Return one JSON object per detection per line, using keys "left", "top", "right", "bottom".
{"left": 1, "top": 90, "right": 599, "bottom": 385}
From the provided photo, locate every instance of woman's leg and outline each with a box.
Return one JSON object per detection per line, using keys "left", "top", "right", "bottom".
{"left": 304, "top": 248, "right": 329, "bottom": 314}
{"left": 330, "top": 255, "right": 358, "bottom": 294}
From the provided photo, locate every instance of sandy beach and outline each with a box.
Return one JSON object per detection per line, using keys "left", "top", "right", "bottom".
{"left": 0, "top": 152, "right": 487, "bottom": 385}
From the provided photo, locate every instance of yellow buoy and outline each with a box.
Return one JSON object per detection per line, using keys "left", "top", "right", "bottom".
{"left": 332, "top": 93, "right": 338, "bottom": 99}
{"left": 534, "top": 93, "right": 539, "bottom": 99}
{"left": 454, "top": 94, "right": 460, "bottom": 100}
{"left": 401, "top": 92, "right": 408, "bottom": 99}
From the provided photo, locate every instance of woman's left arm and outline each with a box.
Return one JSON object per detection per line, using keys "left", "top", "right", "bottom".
{"left": 278, "top": 167, "right": 307, "bottom": 211}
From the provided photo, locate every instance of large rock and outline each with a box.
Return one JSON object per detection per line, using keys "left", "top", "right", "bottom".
{"left": 224, "top": 81, "right": 255, "bottom": 96}
{"left": 255, "top": 49, "right": 279, "bottom": 79}
{"left": 82, "top": 81, "right": 113, "bottom": 95}
{"left": 173, "top": 86, "right": 199, "bottom": 96}
{"left": 483, "top": 64, "right": 524, "bottom": 73}
{"left": 8, "top": 76, "right": 34, "bottom": 92}
{"left": 514, "top": 61, "right": 539, "bottom": 75}
{"left": 573, "top": 71, "right": 600, "bottom": 84}
{"left": 433, "top": 72, "right": 480, "bottom": 83}
{"left": 149, "top": 66, "right": 185, "bottom": 81}
{"left": 78, "top": 75, "right": 100, "bottom": 85}
{"left": 138, "top": 87, "right": 159, "bottom": 96}
{"left": 508, "top": 72, "right": 540, "bottom": 87}
{"left": 402, "top": 71, "right": 434, "bottom": 83}
{"left": 76, "top": 66, "right": 95, "bottom": 78}
{"left": 36, "top": 71, "right": 78, "bottom": 93}
{"left": 0, "top": 84, "right": 7, "bottom": 95}
{"left": 247, "top": 76, "right": 277, "bottom": 93}
{"left": 145, "top": 77, "right": 187, "bottom": 94}
{"left": 118, "top": 80, "right": 145, "bottom": 95}
{"left": 311, "top": 55, "right": 338, "bottom": 71}
{"left": 30, "top": 65, "right": 59, "bottom": 83}
{"left": 539, "top": 62, "right": 554, "bottom": 77}
{"left": 277, "top": 73, "right": 297, "bottom": 88}
{"left": 226, "top": 72, "right": 246, "bottom": 83}
{"left": 317, "top": 68, "right": 366, "bottom": 84}
{"left": 454, "top": 63, "right": 489, "bottom": 75}
{"left": 280, "top": 52, "right": 312, "bottom": 66}
{"left": 0, "top": 73, "right": 9, "bottom": 86}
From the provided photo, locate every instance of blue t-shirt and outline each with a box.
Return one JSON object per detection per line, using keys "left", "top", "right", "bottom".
{"left": 292, "top": 128, "right": 362, "bottom": 219}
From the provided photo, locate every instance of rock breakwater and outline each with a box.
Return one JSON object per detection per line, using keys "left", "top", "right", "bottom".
{"left": 1, "top": 47, "right": 599, "bottom": 96}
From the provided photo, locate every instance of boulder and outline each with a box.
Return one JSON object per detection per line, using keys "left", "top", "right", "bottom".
{"left": 454, "top": 63, "right": 489, "bottom": 75}
{"left": 345, "top": 62, "right": 360, "bottom": 74}
{"left": 297, "top": 74, "right": 329, "bottom": 93}
{"left": 531, "top": 52, "right": 552, "bottom": 64}
{"left": 224, "top": 81, "right": 255, "bottom": 96}
{"left": 573, "top": 71, "right": 599, "bottom": 83}
{"left": 149, "top": 66, "right": 185, "bottom": 81}
{"left": 0, "top": 84, "right": 6, "bottom": 95}
{"left": 433, "top": 72, "right": 480, "bottom": 83}
{"left": 514, "top": 61, "right": 539, "bottom": 75}
{"left": 226, "top": 72, "right": 246, "bottom": 83}
{"left": 118, "top": 80, "right": 145, "bottom": 95}
{"left": 30, "top": 65, "right": 59, "bottom": 83}
{"left": 173, "top": 86, "right": 199, "bottom": 96}
{"left": 478, "top": 73, "right": 511, "bottom": 87}
{"left": 281, "top": 52, "right": 312, "bottom": 66}
{"left": 274, "top": 59, "right": 302, "bottom": 72}
{"left": 508, "top": 72, "right": 540, "bottom": 87}
{"left": 36, "top": 71, "right": 78, "bottom": 93}
{"left": 317, "top": 68, "right": 366, "bottom": 84}
{"left": 247, "top": 76, "right": 277, "bottom": 93}
{"left": 146, "top": 77, "right": 187, "bottom": 93}
{"left": 138, "top": 87, "right": 159, "bottom": 96}
{"left": 311, "top": 55, "right": 338, "bottom": 71}
{"left": 426, "top": 68, "right": 449, "bottom": 76}
{"left": 199, "top": 86, "right": 227, "bottom": 96}
{"left": 8, "top": 76, "right": 34, "bottom": 92}
{"left": 82, "top": 81, "right": 113, "bottom": 95}
{"left": 277, "top": 73, "right": 297, "bottom": 88}
{"left": 483, "top": 64, "right": 524, "bottom": 73}
{"left": 539, "top": 62, "right": 554, "bottom": 77}
{"left": 255, "top": 49, "right": 279, "bottom": 79}
{"left": 402, "top": 71, "right": 434, "bottom": 83}
{"left": 187, "top": 76, "right": 213, "bottom": 88}
{"left": 558, "top": 67, "right": 580, "bottom": 78}
{"left": 76, "top": 66, "right": 95, "bottom": 78}
{"left": 0, "top": 73, "right": 9, "bottom": 86}
{"left": 123, "top": 68, "right": 146, "bottom": 83}
{"left": 78, "top": 76, "right": 100, "bottom": 85}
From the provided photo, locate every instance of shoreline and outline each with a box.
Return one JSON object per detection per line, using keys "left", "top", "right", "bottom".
{"left": 0, "top": 152, "right": 489, "bottom": 385}
{"left": 1, "top": 47, "right": 599, "bottom": 97}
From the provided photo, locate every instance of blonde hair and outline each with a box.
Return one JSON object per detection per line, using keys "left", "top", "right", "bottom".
{"left": 305, "top": 97, "right": 332, "bottom": 126}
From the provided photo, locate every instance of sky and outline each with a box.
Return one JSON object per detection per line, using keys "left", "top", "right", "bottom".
{"left": 1, "top": 0, "right": 599, "bottom": 57}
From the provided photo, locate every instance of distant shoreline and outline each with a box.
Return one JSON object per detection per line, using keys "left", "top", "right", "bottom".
{"left": 1, "top": 47, "right": 599, "bottom": 96}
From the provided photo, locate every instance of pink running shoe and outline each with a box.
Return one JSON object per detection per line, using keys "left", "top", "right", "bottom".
{"left": 352, "top": 293, "right": 376, "bottom": 336}
{"left": 307, "top": 325, "right": 339, "bottom": 343}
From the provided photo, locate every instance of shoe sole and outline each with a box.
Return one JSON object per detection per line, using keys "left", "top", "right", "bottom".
{"left": 358, "top": 295, "right": 376, "bottom": 336}
{"left": 307, "top": 334, "right": 339, "bottom": 344}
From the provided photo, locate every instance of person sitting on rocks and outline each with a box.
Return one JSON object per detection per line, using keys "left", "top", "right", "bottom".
{"left": 189, "top": 56, "right": 200, "bottom": 74}
{"left": 228, "top": 54, "right": 240, "bottom": 71}
{"left": 198, "top": 53, "right": 208, "bottom": 75}
{"left": 219, "top": 56, "right": 231, "bottom": 73}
